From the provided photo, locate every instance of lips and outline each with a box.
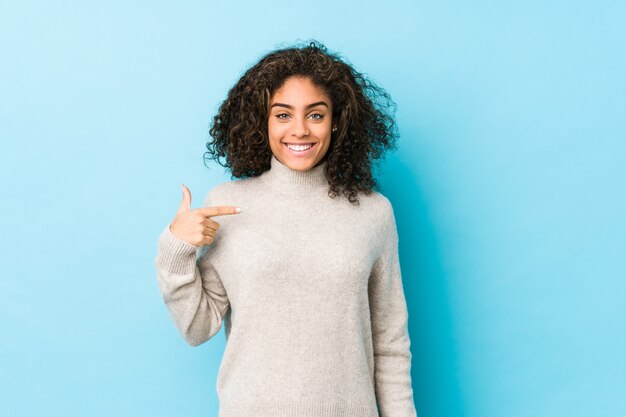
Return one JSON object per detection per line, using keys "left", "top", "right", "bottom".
{"left": 283, "top": 142, "right": 317, "bottom": 155}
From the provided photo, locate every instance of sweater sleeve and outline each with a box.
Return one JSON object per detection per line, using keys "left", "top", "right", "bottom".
{"left": 153, "top": 191, "right": 230, "bottom": 346}
{"left": 369, "top": 201, "right": 418, "bottom": 417}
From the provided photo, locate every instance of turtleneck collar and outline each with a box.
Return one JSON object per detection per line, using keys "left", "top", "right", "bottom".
{"left": 260, "top": 154, "right": 329, "bottom": 194}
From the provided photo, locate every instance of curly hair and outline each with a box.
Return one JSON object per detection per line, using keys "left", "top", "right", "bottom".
{"left": 203, "top": 39, "right": 399, "bottom": 205}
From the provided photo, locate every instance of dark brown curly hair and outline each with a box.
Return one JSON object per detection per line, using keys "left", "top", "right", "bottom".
{"left": 203, "top": 39, "right": 399, "bottom": 205}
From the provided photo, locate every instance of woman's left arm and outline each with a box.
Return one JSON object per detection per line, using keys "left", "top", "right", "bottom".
{"left": 369, "top": 200, "right": 418, "bottom": 417}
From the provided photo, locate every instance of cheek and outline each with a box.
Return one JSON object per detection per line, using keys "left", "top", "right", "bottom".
{"left": 316, "top": 125, "right": 332, "bottom": 139}
{"left": 267, "top": 121, "right": 285, "bottom": 138}
{"left": 266, "top": 125, "right": 277, "bottom": 144}
{"left": 267, "top": 124, "right": 286, "bottom": 151}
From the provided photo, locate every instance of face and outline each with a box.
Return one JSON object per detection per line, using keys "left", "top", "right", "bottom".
{"left": 267, "top": 76, "right": 334, "bottom": 171}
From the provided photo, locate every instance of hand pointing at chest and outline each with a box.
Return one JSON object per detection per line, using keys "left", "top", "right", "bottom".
{"left": 169, "top": 183, "right": 242, "bottom": 247}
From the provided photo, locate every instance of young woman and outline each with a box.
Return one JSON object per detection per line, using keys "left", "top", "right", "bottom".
{"left": 155, "top": 40, "right": 418, "bottom": 417}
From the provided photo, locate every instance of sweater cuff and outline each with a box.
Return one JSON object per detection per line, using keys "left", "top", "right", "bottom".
{"left": 155, "top": 224, "right": 199, "bottom": 274}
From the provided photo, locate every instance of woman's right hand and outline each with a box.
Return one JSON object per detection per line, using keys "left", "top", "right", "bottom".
{"left": 169, "top": 184, "right": 242, "bottom": 247}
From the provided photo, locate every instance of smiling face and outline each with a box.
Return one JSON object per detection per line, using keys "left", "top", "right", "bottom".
{"left": 267, "top": 76, "right": 334, "bottom": 171}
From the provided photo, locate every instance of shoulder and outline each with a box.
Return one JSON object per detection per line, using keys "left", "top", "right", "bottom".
{"left": 203, "top": 177, "right": 260, "bottom": 207}
{"left": 363, "top": 189, "right": 400, "bottom": 246}
{"left": 358, "top": 189, "right": 396, "bottom": 223}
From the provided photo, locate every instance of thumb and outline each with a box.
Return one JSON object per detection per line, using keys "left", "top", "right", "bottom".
{"left": 178, "top": 183, "right": 192, "bottom": 213}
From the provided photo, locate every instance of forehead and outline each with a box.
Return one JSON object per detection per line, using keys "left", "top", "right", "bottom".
{"left": 270, "top": 76, "right": 330, "bottom": 102}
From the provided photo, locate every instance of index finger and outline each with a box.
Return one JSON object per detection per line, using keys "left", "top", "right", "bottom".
{"left": 198, "top": 206, "right": 242, "bottom": 218}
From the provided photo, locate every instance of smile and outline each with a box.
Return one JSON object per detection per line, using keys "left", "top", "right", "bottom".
{"left": 283, "top": 142, "right": 317, "bottom": 155}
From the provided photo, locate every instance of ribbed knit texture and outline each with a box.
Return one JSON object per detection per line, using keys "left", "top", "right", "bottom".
{"left": 154, "top": 154, "right": 418, "bottom": 417}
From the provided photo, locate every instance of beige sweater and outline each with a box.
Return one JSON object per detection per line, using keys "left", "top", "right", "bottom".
{"left": 154, "top": 154, "right": 418, "bottom": 417}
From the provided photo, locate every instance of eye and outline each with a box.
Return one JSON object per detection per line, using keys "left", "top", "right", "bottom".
{"left": 275, "top": 113, "right": 290, "bottom": 120}
{"left": 310, "top": 113, "right": 324, "bottom": 120}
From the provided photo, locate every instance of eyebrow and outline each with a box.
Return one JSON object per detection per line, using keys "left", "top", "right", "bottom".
{"left": 270, "top": 101, "right": 328, "bottom": 110}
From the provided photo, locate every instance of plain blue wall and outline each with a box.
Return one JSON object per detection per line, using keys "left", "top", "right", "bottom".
{"left": 1, "top": 1, "right": 624, "bottom": 416}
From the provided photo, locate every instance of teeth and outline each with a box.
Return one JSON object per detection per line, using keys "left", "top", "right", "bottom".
{"left": 287, "top": 143, "right": 313, "bottom": 151}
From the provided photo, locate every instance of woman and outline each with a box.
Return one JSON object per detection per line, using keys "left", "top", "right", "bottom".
{"left": 154, "top": 40, "right": 418, "bottom": 417}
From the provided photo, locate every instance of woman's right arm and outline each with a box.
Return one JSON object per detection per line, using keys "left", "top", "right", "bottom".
{"left": 153, "top": 184, "right": 240, "bottom": 346}
{"left": 154, "top": 224, "right": 230, "bottom": 346}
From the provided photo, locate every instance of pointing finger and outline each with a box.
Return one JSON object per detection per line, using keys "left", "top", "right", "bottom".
{"left": 198, "top": 206, "right": 242, "bottom": 218}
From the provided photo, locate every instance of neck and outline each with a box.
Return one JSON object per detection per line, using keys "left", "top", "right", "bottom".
{"left": 260, "top": 154, "right": 329, "bottom": 195}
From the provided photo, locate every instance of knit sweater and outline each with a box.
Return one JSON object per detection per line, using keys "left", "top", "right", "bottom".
{"left": 154, "top": 154, "right": 418, "bottom": 417}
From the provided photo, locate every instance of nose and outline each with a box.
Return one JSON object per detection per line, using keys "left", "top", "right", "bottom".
{"left": 291, "top": 117, "right": 309, "bottom": 138}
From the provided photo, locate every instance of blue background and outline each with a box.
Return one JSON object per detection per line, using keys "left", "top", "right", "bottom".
{"left": 1, "top": 1, "right": 625, "bottom": 416}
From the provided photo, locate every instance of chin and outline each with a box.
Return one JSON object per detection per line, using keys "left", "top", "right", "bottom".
{"left": 283, "top": 157, "right": 317, "bottom": 171}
